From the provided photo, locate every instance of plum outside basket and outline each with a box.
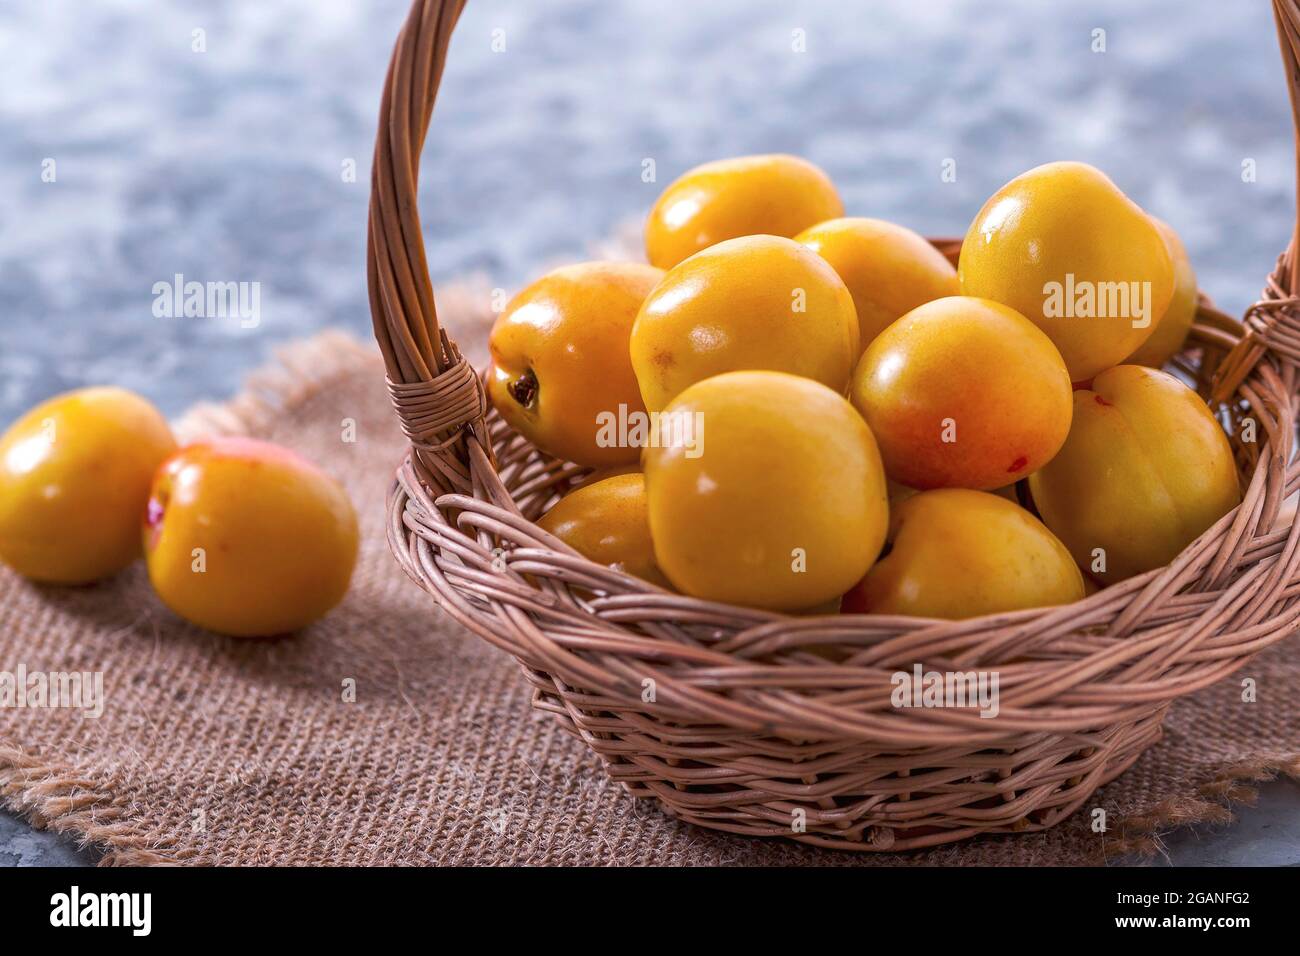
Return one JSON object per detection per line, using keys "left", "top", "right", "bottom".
{"left": 367, "top": 0, "right": 1300, "bottom": 851}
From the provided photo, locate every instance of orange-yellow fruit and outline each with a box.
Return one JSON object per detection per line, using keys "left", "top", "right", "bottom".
{"left": 144, "top": 437, "right": 359, "bottom": 636}
{"left": 849, "top": 296, "right": 1073, "bottom": 490}
{"left": 841, "top": 489, "right": 1084, "bottom": 619}
{"left": 631, "top": 235, "right": 859, "bottom": 412}
{"left": 576, "top": 462, "right": 641, "bottom": 489}
{"left": 1125, "top": 218, "right": 1198, "bottom": 368}
{"left": 488, "top": 262, "right": 664, "bottom": 467}
{"left": 796, "top": 217, "right": 958, "bottom": 350}
{"left": 958, "top": 161, "right": 1174, "bottom": 381}
{"left": 645, "top": 154, "right": 843, "bottom": 269}
{"left": 537, "top": 473, "right": 667, "bottom": 587}
{"left": 0, "top": 387, "right": 176, "bottom": 583}
{"left": 643, "top": 370, "right": 888, "bottom": 611}
{"left": 1028, "top": 365, "right": 1241, "bottom": 582}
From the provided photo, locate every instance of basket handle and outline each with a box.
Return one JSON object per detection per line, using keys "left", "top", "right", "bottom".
{"left": 367, "top": 0, "right": 484, "bottom": 489}
{"left": 367, "top": 0, "right": 1300, "bottom": 434}
{"left": 1212, "top": 0, "right": 1300, "bottom": 398}
{"left": 1276, "top": 0, "right": 1300, "bottom": 296}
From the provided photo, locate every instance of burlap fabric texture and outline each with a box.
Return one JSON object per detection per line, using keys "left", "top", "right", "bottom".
{"left": 1, "top": 281, "right": 1297, "bottom": 865}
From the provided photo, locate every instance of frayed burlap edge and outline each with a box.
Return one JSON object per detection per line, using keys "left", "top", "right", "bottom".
{"left": 2, "top": 319, "right": 1296, "bottom": 866}
{"left": 0, "top": 744, "right": 182, "bottom": 866}
{"left": 1098, "top": 754, "right": 1300, "bottom": 862}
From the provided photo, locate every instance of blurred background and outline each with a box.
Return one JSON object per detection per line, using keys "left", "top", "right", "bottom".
{"left": 1, "top": 0, "right": 1298, "bottom": 864}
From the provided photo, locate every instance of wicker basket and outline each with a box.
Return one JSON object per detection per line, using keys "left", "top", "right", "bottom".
{"left": 367, "top": 0, "right": 1300, "bottom": 851}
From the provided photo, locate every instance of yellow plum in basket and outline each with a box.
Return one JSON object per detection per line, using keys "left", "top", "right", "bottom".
{"left": 488, "top": 261, "right": 663, "bottom": 467}
{"left": 144, "top": 437, "right": 359, "bottom": 636}
{"left": 1124, "top": 217, "right": 1198, "bottom": 369}
{"left": 958, "top": 161, "right": 1174, "bottom": 382}
{"left": 537, "top": 472, "right": 668, "bottom": 587}
{"left": 630, "top": 235, "right": 859, "bottom": 412}
{"left": 840, "top": 489, "right": 1084, "bottom": 619}
{"left": 0, "top": 387, "right": 177, "bottom": 584}
{"left": 849, "top": 296, "right": 1072, "bottom": 490}
{"left": 643, "top": 370, "right": 888, "bottom": 611}
{"left": 576, "top": 462, "right": 641, "bottom": 488}
{"left": 645, "top": 153, "right": 843, "bottom": 269}
{"left": 1028, "top": 365, "right": 1241, "bottom": 583}
{"left": 796, "top": 217, "right": 958, "bottom": 350}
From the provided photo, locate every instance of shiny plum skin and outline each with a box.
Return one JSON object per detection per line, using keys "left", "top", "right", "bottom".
{"left": 0, "top": 387, "right": 176, "bottom": 584}
{"left": 645, "top": 153, "right": 843, "bottom": 270}
{"left": 958, "top": 161, "right": 1174, "bottom": 382}
{"left": 850, "top": 296, "right": 1073, "bottom": 491}
{"left": 841, "top": 489, "right": 1084, "bottom": 619}
{"left": 797, "top": 216, "right": 958, "bottom": 352}
{"left": 1028, "top": 365, "right": 1241, "bottom": 583}
{"left": 643, "top": 370, "right": 888, "bottom": 612}
{"left": 537, "top": 473, "right": 668, "bottom": 588}
{"left": 631, "top": 235, "right": 859, "bottom": 413}
{"left": 144, "top": 437, "right": 359, "bottom": 636}
{"left": 488, "top": 262, "right": 664, "bottom": 468}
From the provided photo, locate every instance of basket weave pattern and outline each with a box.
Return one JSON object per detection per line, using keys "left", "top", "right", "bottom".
{"left": 367, "top": 0, "right": 1300, "bottom": 850}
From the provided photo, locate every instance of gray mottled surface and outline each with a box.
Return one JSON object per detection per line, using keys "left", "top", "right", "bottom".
{"left": 0, "top": 812, "right": 94, "bottom": 866}
{"left": 1141, "top": 779, "right": 1300, "bottom": 867}
{"left": 0, "top": 0, "right": 1297, "bottom": 865}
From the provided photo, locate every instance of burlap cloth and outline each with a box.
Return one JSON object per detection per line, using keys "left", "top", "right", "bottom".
{"left": 2, "top": 283, "right": 1298, "bottom": 865}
